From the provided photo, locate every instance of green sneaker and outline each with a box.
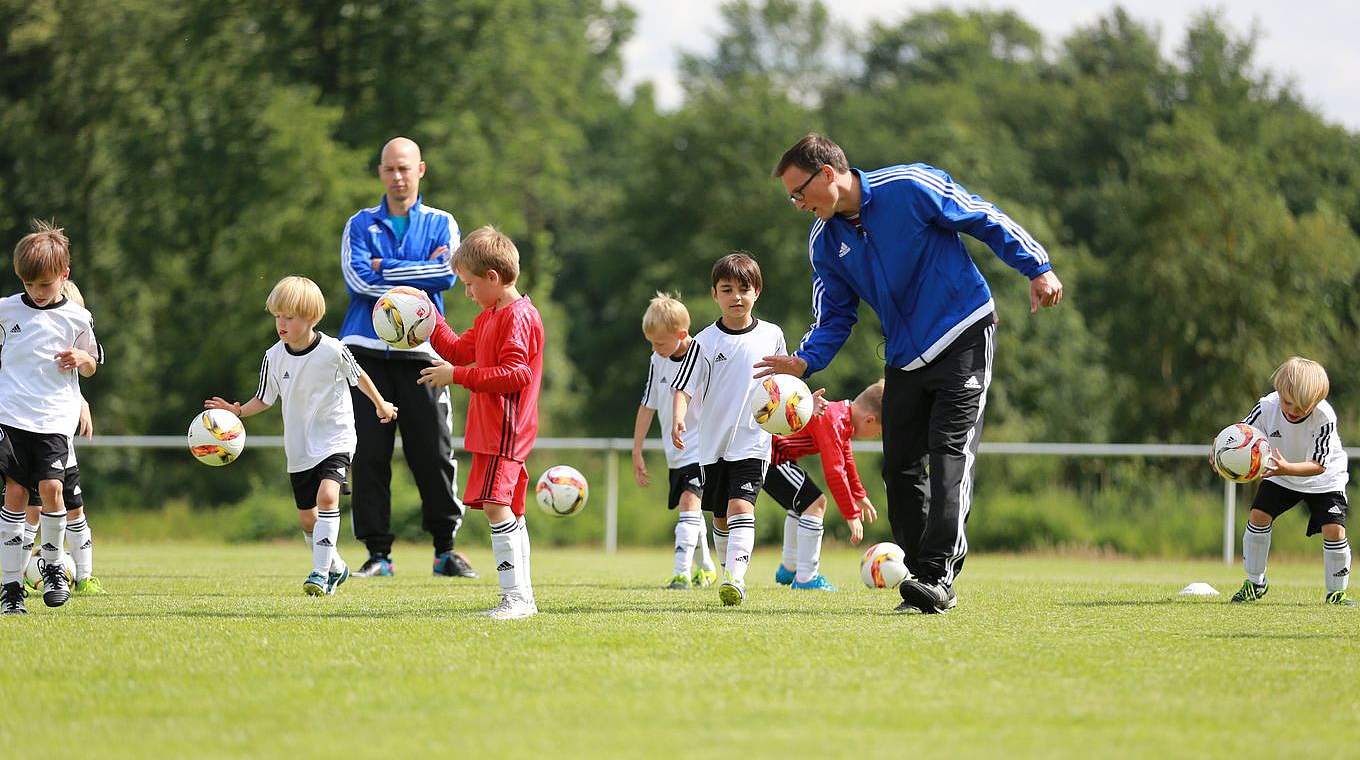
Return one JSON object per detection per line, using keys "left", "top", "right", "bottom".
{"left": 666, "top": 574, "right": 692, "bottom": 590}
{"left": 73, "top": 577, "right": 107, "bottom": 595}
{"left": 1325, "top": 591, "right": 1356, "bottom": 607}
{"left": 303, "top": 571, "right": 327, "bottom": 597}
{"left": 692, "top": 568, "right": 718, "bottom": 588}
{"left": 718, "top": 577, "right": 745, "bottom": 607}
{"left": 1230, "top": 579, "right": 1269, "bottom": 603}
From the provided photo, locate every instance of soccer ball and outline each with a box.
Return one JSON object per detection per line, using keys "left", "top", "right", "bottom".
{"left": 536, "top": 465, "right": 588, "bottom": 517}
{"left": 188, "top": 409, "right": 247, "bottom": 466}
{"left": 24, "top": 552, "right": 75, "bottom": 591}
{"left": 1213, "top": 423, "right": 1272, "bottom": 483}
{"left": 751, "top": 374, "right": 814, "bottom": 436}
{"left": 372, "top": 288, "right": 435, "bottom": 349}
{"left": 860, "top": 542, "right": 910, "bottom": 589}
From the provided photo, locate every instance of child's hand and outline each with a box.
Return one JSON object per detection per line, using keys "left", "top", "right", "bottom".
{"left": 671, "top": 420, "right": 687, "bottom": 450}
{"left": 847, "top": 517, "right": 864, "bottom": 545}
{"left": 77, "top": 402, "right": 94, "bottom": 440}
{"left": 56, "top": 347, "right": 95, "bottom": 373}
{"left": 204, "top": 397, "right": 243, "bottom": 416}
{"left": 811, "top": 387, "right": 828, "bottom": 416}
{"left": 856, "top": 497, "right": 877, "bottom": 523}
{"left": 375, "top": 400, "right": 398, "bottom": 423}
{"left": 1263, "top": 449, "right": 1288, "bottom": 478}
{"left": 632, "top": 452, "right": 650, "bottom": 487}
{"left": 387, "top": 285, "right": 426, "bottom": 298}
{"left": 417, "top": 358, "right": 455, "bottom": 387}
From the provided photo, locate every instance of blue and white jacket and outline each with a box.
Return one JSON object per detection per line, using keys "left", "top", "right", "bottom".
{"left": 796, "top": 165, "right": 1051, "bottom": 375}
{"left": 339, "top": 195, "right": 460, "bottom": 357}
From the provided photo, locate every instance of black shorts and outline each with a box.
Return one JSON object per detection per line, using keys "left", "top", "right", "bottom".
{"left": 290, "top": 453, "right": 352, "bottom": 510}
{"left": 0, "top": 425, "right": 69, "bottom": 493}
{"left": 1251, "top": 480, "right": 1348, "bottom": 536}
{"left": 763, "top": 461, "right": 823, "bottom": 515}
{"left": 0, "top": 429, "right": 21, "bottom": 491}
{"left": 26, "top": 467, "right": 83, "bottom": 509}
{"left": 667, "top": 463, "right": 704, "bottom": 510}
{"left": 700, "top": 458, "right": 766, "bottom": 518}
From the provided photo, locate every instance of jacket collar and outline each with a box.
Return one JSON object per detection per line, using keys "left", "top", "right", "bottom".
{"left": 852, "top": 168, "right": 872, "bottom": 211}
{"left": 376, "top": 194, "right": 424, "bottom": 221}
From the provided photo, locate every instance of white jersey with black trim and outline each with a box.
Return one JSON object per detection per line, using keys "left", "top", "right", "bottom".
{"left": 255, "top": 332, "right": 362, "bottom": 472}
{"left": 0, "top": 294, "right": 101, "bottom": 434}
{"left": 672, "top": 318, "right": 786, "bottom": 467}
{"left": 641, "top": 348, "right": 701, "bottom": 468}
{"left": 1244, "top": 392, "right": 1348, "bottom": 493}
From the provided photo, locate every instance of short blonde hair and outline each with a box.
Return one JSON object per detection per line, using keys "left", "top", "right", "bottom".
{"left": 642, "top": 292, "right": 690, "bottom": 336}
{"left": 14, "top": 219, "right": 70, "bottom": 281}
{"left": 1272, "top": 356, "right": 1329, "bottom": 413}
{"left": 453, "top": 226, "right": 519, "bottom": 284}
{"left": 854, "top": 379, "right": 885, "bottom": 417}
{"left": 266, "top": 276, "right": 326, "bottom": 325}
{"left": 62, "top": 280, "right": 85, "bottom": 307}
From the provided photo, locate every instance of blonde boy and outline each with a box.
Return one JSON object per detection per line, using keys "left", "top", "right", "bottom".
{"left": 206, "top": 276, "right": 397, "bottom": 596}
{"left": 0, "top": 221, "right": 101, "bottom": 614}
{"left": 1230, "top": 357, "right": 1352, "bottom": 606}
{"left": 632, "top": 293, "right": 718, "bottom": 589}
{"left": 419, "top": 226, "right": 546, "bottom": 620}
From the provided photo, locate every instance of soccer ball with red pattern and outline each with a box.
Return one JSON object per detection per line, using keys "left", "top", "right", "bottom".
{"left": 1213, "top": 423, "right": 1272, "bottom": 483}
{"left": 188, "top": 409, "right": 246, "bottom": 466}
{"left": 751, "top": 374, "right": 814, "bottom": 436}
{"left": 372, "top": 288, "right": 434, "bottom": 349}
{"left": 536, "top": 465, "right": 588, "bottom": 517}
{"left": 860, "top": 542, "right": 909, "bottom": 589}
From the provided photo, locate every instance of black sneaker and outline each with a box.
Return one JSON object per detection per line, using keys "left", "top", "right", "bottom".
{"left": 433, "top": 550, "right": 479, "bottom": 578}
{"left": 40, "top": 559, "right": 70, "bottom": 607}
{"left": 353, "top": 556, "right": 394, "bottom": 577}
{"left": 897, "top": 577, "right": 957, "bottom": 614}
{"left": 1, "top": 581, "right": 26, "bottom": 615}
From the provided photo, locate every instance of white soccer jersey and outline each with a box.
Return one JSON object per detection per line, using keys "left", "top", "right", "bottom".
{"left": 1244, "top": 392, "right": 1349, "bottom": 493}
{"left": 255, "top": 332, "right": 362, "bottom": 473}
{"left": 0, "top": 294, "right": 101, "bottom": 434}
{"left": 641, "top": 348, "right": 701, "bottom": 468}
{"left": 672, "top": 318, "right": 786, "bottom": 466}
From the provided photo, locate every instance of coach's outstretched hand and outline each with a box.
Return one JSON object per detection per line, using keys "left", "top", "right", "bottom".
{"left": 754, "top": 354, "right": 807, "bottom": 380}
{"left": 1029, "top": 271, "right": 1064, "bottom": 313}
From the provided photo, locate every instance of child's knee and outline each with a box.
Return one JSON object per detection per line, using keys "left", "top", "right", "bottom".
{"left": 1249, "top": 509, "right": 1273, "bottom": 527}
{"left": 1322, "top": 523, "right": 1347, "bottom": 541}
{"left": 38, "top": 479, "right": 63, "bottom": 505}
{"left": 803, "top": 497, "right": 827, "bottom": 518}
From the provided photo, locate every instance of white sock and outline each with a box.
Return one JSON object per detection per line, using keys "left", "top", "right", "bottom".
{"left": 1243, "top": 522, "right": 1271, "bottom": 585}
{"left": 22, "top": 522, "right": 37, "bottom": 555}
{"left": 795, "top": 513, "right": 824, "bottom": 583}
{"left": 0, "top": 510, "right": 25, "bottom": 585}
{"left": 67, "top": 518, "right": 92, "bottom": 581}
{"left": 490, "top": 518, "right": 522, "bottom": 598}
{"left": 313, "top": 510, "right": 340, "bottom": 575}
{"left": 516, "top": 516, "right": 533, "bottom": 603}
{"left": 781, "top": 512, "right": 798, "bottom": 572}
{"left": 712, "top": 525, "right": 729, "bottom": 571}
{"left": 39, "top": 510, "right": 67, "bottom": 565}
{"left": 725, "top": 514, "right": 756, "bottom": 584}
{"left": 674, "top": 512, "right": 702, "bottom": 577}
{"left": 1324, "top": 538, "right": 1350, "bottom": 594}
{"left": 696, "top": 515, "right": 715, "bottom": 572}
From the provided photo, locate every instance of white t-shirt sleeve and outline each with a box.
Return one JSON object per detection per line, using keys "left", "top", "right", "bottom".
{"left": 640, "top": 359, "right": 658, "bottom": 410}
{"left": 338, "top": 344, "right": 362, "bottom": 387}
{"left": 255, "top": 350, "right": 279, "bottom": 405}
{"left": 671, "top": 340, "right": 709, "bottom": 401}
{"left": 1311, "top": 405, "right": 1339, "bottom": 465}
{"left": 74, "top": 313, "right": 102, "bottom": 364}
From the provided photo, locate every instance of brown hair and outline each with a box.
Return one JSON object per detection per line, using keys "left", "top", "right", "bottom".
{"left": 854, "top": 379, "right": 885, "bottom": 417}
{"left": 772, "top": 133, "right": 850, "bottom": 178}
{"left": 711, "top": 251, "right": 762, "bottom": 292}
{"left": 14, "top": 219, "right": 70, "bottom": 281}
{"left": 454, "top": 226, "right": 520, "bottom": 284}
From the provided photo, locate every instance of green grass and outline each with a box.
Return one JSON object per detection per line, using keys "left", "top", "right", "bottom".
{"left": 4, "top": 542, "right": 1358, "bottom": 758}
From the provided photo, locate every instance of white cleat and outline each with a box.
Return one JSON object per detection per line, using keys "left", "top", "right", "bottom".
{"left": 487, "top": 594, "right": 538, "bottom": 621}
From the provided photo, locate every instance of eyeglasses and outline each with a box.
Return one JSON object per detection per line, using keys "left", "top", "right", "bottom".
{"left": 788, "top": 168, "right": 821, "bottom": 203}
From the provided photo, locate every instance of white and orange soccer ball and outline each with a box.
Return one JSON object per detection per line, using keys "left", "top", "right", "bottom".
{"left": 1212, "top": 423, "right": 1273, "bottom": 483}
{"left": 751, "top": 374, "right": 814, "bottom": 436}
{"left": 536, "top": 465, "right": 589, "bottom": 517}
{"left": 372, "top": 288, "right": 435, "bottom": 349}
{"left": 860, "top": 542, "right": 910, "bottom": 589}
{"left": 188, "top": 409, "right": 247, "bottom": 466}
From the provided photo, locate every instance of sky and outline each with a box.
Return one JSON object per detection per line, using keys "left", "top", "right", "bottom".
{"left": 619, "top": 0, "right": 1360, "bottom": 131}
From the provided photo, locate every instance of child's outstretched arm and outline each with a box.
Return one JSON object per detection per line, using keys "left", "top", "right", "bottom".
{"left": 205, "top": 396, "right": 269, "bottom": 418}
{"left": 631, "top": 405, "right": 656, "bottom": 487}
{"left": 355, "top": 370, "right": 398, "bottom": 423}
{"left": 671, "top": 390, "right": 691, "bottom": 450}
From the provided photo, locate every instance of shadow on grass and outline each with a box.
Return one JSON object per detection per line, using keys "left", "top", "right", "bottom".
{"left": 1058, "top": 600, "right": 1181, "bottom": 607}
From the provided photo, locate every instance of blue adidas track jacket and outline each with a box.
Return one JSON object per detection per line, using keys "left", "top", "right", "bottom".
{"left": 795, "top": 165, "right": 1051, "bottom": 375}
{"left": 339, "top": 195, "right": 460, "bottom": 354}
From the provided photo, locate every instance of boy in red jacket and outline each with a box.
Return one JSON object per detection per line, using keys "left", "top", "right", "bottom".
{"left": 768, "top": 380, "right": 883, "bottom": 591}
{"left": 417, "top": 226, "right": 545, "bottom": 620}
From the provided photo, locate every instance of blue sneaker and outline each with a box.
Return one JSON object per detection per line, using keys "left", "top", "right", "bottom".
{"left": 353, "top": 556, "right": 394, "bottom": 577}
{"left": 303, "top": 570, "right": 327, "bottom": 596}
{"left": 791, "top": 574, "right": 837, "bottom": 591}
{"left": 774, "top": 564, "right": 796, "bottom": 586}
{"left": 432, "top": 550, "right": 479, "bottom": 578}
{"left": 326, "top": 562, "right": 350, "bottom": 595}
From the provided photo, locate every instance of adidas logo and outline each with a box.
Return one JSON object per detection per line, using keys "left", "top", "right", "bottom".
{"left": 2, "top": 536, "right": 20, "bottom": 546}
{"left": 51, "top": 460, "right": 64, "bottom": 471}
{"left": 1330, "top": 506, "right": 1344, "bottom": 515}
{"left": 9, "top": 324, "right": 20, "bottom": 334}
{"left": 79, "top": 540, "right": 91, "bottom": 549}
{"left": 282, "top": 371, "right": 291, "bottom": 379}
{"left": 735, "top": 555, "right": 750, "bottom": 564}
{"left": 41, "top": 543, "right": 57, "bottom": 552}
{"left": 336, "top": 468, "right": 346, "bottom": 479}
{"left": 1269, "top": 430, "right": 1282, "bottom": 438}
{"left": 675, "top": 546, "right": 686, "bottom": 554}
{"left": 1335, "top": 567, "right": 1350, "bottom": 577}
{"left": 689, "top": 478, "right": 701, "bottom": 487}
{"left": 740, "top": 482, "right": 756, "bottom": 492}
{"left": 316, "top": 537, "right": 333, "bottom": 547}
{"left": 496, "top": 561, "right": 514, "bottom": 572}
{"left": 714, "top": 353, "right": 728, "bottom": 362}
{"left": 963, "top": 376, "right": 982, "bottom": 391}
{"left": 838, "top": 242, "right": 851, "bottom": 258}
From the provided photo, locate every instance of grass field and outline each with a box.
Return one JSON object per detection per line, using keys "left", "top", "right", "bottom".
{"left": 4, "top": 542, "right": 1358, "bottom": 759}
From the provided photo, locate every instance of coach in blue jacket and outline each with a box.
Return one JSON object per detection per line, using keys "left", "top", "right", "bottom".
{"left": 338, "top": 137, "right": 476, "bottom": 579}
{"left": 759, "top": 133, "right": 1062, "bottom": 614}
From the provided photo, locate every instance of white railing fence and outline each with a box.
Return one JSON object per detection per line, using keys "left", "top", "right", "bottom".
{"left": 81, "top": 437, "right": 1347, "bottom": 563}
